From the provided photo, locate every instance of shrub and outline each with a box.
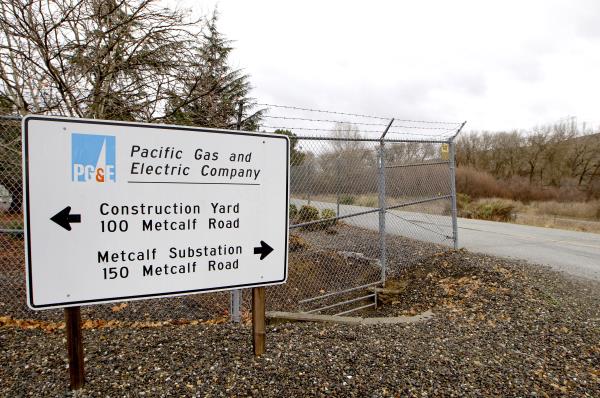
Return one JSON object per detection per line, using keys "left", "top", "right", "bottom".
{"left": 471, "top": 199, "right": 515, "bottom": 222}
{"left": 320, "top": 208, "right": 337, "bottom": 228}
{"left": 456, "top": 193, "right": 473, "bottom": 218}
{"left": 456, "top": 166, "right": 588, "bottom": 203}
{"left": 456, "top": 193, "right": 471, "bottom": 209}
{"left": 456, "top": 167, "right": 506, "bottom": 199}
{"left": 289, "top": 234, "right": 307, "bottom": 251}
{"left": 297, "top": 205, "right": 320, "bottom": 223}
{"left": 289, "top": 204, "right": 298, "bottom": 221}
{"left": 339, "top": 195, "right": 355, "bottom": 205}
{"left": 356, "top": 196, "right": 378, "bottom": 207}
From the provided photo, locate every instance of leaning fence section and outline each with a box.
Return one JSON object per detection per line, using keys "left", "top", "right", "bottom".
{"left": 0, "top": 111, "right": 463, "bottom": 321}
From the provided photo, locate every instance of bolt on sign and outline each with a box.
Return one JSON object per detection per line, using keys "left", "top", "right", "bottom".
{"left": 23, "top": 116, "right": 289, "bottom": 309}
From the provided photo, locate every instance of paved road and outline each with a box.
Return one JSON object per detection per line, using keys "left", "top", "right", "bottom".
{"left": 292, "top": 199, "right": 600, "bottom": 281}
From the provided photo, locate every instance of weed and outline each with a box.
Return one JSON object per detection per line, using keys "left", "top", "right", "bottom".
{"left": 297, "top": 205, "right": 320, "bottom": 223}
{"left": 320, "top": 208, "right": 337, "bottom": 228}
{"left": 339, "top": 195, "right": 355, "bottom": 205}
{"left": 471, "top": 199, "right": 516, "bottom": 222}
{"left": 289, "top": 204, "right": 298, "bottom": 221}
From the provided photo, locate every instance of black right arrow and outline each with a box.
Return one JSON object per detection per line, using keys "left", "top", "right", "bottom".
{"left": 253, "top": 241, "right": 274, "bottom": 260}
{"left": 50, "top": 206, "right": 81, "bottom": 231}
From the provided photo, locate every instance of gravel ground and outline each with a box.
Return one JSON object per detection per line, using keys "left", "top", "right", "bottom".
{"left": 1, "top": 310, "right": 599, "bottom": 397}
{"left": 1, "top": 225, "right": 600, "bottom": 396}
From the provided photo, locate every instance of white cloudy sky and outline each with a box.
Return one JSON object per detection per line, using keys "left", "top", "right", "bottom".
{"left": 174, "top": 0, "right": 600, "bottom": 132}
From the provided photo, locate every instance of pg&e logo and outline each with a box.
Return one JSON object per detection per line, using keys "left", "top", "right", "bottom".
{"left": 71, "top": 133, "right": 116, "bottom": 183}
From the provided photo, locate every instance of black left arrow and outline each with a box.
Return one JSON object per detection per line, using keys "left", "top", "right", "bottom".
{"left": 50, "top": 206, "right": 81, "bottom": 231}
{"left": 253, "top": 241, "right": 274, "bottom": 260}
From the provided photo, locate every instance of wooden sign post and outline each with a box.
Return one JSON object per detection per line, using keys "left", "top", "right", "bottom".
{"left": 64, "top": 306, "right": 85, "bottom": 389}
{"left": 252, "top": 287, "right": 266, "bottom": 356}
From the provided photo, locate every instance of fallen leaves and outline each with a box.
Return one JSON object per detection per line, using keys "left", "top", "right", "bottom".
{"left": 111, "top": 303, "right": 128, "bottom": 312}
{"left": 0, "top": 314, "right": 231, "bottom": 332}
{"left": 0, "top": 316, "right": 64, "bottom": 332}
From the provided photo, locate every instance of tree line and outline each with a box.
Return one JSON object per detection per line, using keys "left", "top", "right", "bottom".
{"left": 288, "top": 123, "right": 447, "bottom": 199}
{"left": 455, "top": 120, "right": 600, "bottom": 199}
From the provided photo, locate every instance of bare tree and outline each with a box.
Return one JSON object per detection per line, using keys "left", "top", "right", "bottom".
{"left": 0, "top": 0, "right": 258, "bottom": 123}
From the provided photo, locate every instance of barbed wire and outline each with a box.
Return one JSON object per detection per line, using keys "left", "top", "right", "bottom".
{"left": 262, "top": 115, "right": 460, "bottom": 131}
{"left": 261, "top": 125, "right": 382, "bottom": 133}
{"left": 386, "top": 127, "right": 459, "bottom": 136}
{"left": 258, "top": 103, "right": 461, "bottom": 125}
{"left": 263, "top": 115, "right": 390, "bottom": 127}
{"left": 257, "top": 103, "right": 391, "bottom": 121}
{"left": 391, "top": 122, "right": 461, "bottom": 131}
{"left": 260, "top": 125, "right": 458, "bottom": 138}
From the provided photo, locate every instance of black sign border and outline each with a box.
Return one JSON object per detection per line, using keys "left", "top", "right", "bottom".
{"left": 23, "top": 115, "right": 289, "bottom": 309}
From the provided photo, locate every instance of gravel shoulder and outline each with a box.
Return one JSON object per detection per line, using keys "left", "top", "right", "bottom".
{"left": 1, "top": 225, "right": 600, "bottom": 396}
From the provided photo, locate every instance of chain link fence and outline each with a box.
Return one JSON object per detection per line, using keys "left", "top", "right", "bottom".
{"left": 0, "top": 114, "right": 461, "bottom": 321}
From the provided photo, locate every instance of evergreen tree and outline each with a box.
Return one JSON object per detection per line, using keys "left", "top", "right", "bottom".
{"left": 166, "top": 11, "right": 262, "bottom": 130}
{"left": 273, "top": 129, "right": 305, "bottom": 166}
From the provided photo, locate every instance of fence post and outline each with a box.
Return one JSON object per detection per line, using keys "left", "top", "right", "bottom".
{"left": 336, "top": 155, "right": 340, "bottom": 217}
{"left": 449, "top": 140, "right": 459, "bottom": 249}
{"left": 378, "top": 143, "right": 387, "bottom": 283}
{"left": 378, "top": 119, "right": 394, "bottom": 284}
{"left": 230, "top": 102, "right": 243, "bottom": 323}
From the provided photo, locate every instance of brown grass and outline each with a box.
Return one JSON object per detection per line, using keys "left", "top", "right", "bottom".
{"left": 522, "top": 200, "right": 600, "bottom": 220}
{"left": 461, "top": 198, "right": 600, "bottom": 233}
{"left": 513, "top": 213, "right": 600, "bottom": 233}
{"left": 465, "top": 198, "right": 516, "bottom": 222}
{"left": 456, "top": 167, "right": 588, "bottom": 202}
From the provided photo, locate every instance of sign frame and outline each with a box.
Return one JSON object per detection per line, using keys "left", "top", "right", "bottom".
{"left": 23, "top": 115, "right": 290, "bottom": 309}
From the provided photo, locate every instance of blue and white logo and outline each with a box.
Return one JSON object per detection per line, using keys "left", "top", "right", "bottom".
{"left": 71, "top": 134, "right": 116, "bottom": 183}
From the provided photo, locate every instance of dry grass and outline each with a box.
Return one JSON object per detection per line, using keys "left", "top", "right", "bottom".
{"left": 305, "top": 194, "right": 379, "bottom": 208}
{"left": 460, "top": 198, "right": 516, "bottom": 222}
{"left": 457, "top": 195, "right": 600, "bottom": 233}
{"left": 501, "top": 199, "right": 600, "bottom": 233}
{"left": 521, "top": 200, "right": 600, "bottom": 220}
{"left": 456, "top": 167, "right": 589, "bottom": 202}
{"left": 0, "top": 213, "right": 23, "bottom": 230}
{"left": 514, "top": 213, "right": 600, "bottom": 233}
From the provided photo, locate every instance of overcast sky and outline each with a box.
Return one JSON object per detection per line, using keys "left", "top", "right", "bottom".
{"left": 176, "top": 0, "right": 600, "bottom": 132}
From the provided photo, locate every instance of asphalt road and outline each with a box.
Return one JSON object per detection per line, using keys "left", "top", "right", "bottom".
{"left": 292, "top": 199, "right": 600, "bottom": 281}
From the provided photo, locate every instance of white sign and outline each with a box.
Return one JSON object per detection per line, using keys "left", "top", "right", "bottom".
{"left": 23, "top": 116, "right": 289, "bottom": 309}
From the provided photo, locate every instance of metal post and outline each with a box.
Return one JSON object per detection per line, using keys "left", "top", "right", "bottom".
{"left": 449, "top": 140, "right": 459, "bottom": 249}
{"left": 378, "top": 119, "right": 394, "bottom": 284}
{"left": 378, "top": 144, "right": 387, "bottom": 282}
{"left": 230, "top": 289, "right": 241, "bottom": 323}
{"left": 336, "top": 155, "right": 340, "bottom": 217}
{"left": 230, "top": 102, "right": 243, "bottom": 323}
